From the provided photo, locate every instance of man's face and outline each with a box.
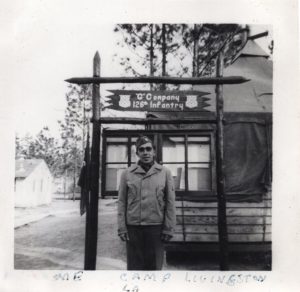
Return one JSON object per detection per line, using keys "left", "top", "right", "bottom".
{"left": 137, "top": 142, "right": 155, "bottom": 164}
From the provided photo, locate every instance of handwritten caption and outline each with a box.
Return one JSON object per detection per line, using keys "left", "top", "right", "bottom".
{"left": 53, "top": 271, "right": 83, "bottom": 281}
{"left": 119, "top": 272, "right": 267, "bottom": 291}
{"left": 52, "top": 271, "right": 267, "bottom": 291}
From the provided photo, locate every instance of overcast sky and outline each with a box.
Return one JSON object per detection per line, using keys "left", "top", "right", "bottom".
{"left": 10, "top": 17, "right": 122, "bottom": 137}
{"left": 2, "top": 2, "right": 273, "bottom": 138}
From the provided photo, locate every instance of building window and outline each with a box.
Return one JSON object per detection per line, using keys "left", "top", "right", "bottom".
{"left": 188, "top": 136, "right": 211, "bottom": 191}
{"left": 162, "top": 135, "right": 213, "bottom": 193}
{"left": 162, "top": 136, "right": 185, "bottom": 190}
{"left": 32, "top": 180, "right": 35, "bottom": 192}
{"left": 105, "top": 137, "right": 131, "bottom": 191}
{"left": 40, "top": 179, "right": 43, "bottom": 192}
{"left": 104, "top": 135, "right": 153, "bottom": 191}
{"left": 103, "top": 131, "right": 215, "bottom": 197}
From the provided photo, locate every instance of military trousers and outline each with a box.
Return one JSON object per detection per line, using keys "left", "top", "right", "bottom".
{"left": 126, "top": 225, "right": 164, "bottom": 270}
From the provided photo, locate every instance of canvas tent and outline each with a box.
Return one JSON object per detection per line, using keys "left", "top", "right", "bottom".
{"left": 221, "top": 39, "right": 272, "bottom": 201}
{"left": 150, "top": 39, "right": 272, "bottom": 202}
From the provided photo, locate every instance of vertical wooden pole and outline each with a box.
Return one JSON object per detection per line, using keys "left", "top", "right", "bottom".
{"left": 192, "top": 24, "right": 198, "bottom": 77}
{"left": 84, "top": 133, "right": 91, "bottom": 268}
{"left": 84, "top": 52, "right": 101, "bottom": 270}
{"left": 161, "top": 23, "right": 167, "bottom": 91}
{"left": 150, "top": 23, "right": 154, "bottom": 89}
{"left": 215, "top": 51, "right": 229, "bottom": 270}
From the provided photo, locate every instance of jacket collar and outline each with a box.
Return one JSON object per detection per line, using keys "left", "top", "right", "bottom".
{"left": 130, "top": 162, "right": 162, "bottom": 176}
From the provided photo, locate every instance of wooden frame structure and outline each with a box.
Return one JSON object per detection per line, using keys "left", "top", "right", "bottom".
{"left": 65, "top": 51, "right": 249, "bottom": 271}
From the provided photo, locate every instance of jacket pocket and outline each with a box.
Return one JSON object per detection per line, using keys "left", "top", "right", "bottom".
{"left": 127, "top": 182, "right": 138, "bottom": 203}
{"left": 126, "top": 182, "right": 139, "bottom": 222}
{"left": 156, "top": 185, "right": 166, "bottom": 213}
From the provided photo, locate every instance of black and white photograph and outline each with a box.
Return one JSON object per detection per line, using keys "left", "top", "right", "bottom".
{"left": 13, "top": 22, "right": 273, "bottom": 271}
{"left": 1, "top": 1, "right": 300, "bottom": 292}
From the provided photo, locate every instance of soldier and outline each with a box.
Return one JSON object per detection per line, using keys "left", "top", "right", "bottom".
{"left": 117, "top": 135, "right": 176, "bottom": 270}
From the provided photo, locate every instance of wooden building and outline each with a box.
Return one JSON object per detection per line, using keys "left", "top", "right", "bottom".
{"left": 67, "top": 35, "right": 272, "bottom": 269}
{"left": 100, "top": 39, "right": 272, "bottom": 253}
{"left": 15, "top": 159, "right": 53, "bottom": 207}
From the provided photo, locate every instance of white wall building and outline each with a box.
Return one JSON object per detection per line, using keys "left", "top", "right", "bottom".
{"left": 15, "top": 159, "right": 53, "bottom": 207}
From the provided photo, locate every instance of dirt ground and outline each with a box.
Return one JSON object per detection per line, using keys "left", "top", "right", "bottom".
{"left": 15, "top": 199, "right": 127, "bottom": 270}
{"left": 14, "top": 198, "right": 270, "bottom": 270}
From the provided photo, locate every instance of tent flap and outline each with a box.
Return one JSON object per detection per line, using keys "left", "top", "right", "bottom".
{"left": 224, "top": 117, "right": 272, "bottom": 200}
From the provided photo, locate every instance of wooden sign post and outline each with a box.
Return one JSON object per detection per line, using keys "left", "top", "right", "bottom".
{"left": 215, "top": 51, "right": 229, "bottom": 270}
{"left": 84, "top": 52, "right": 101, "bottom": 270}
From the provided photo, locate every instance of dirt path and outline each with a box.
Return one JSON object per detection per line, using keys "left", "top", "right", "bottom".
{"left": 15, "top": 199, "right": 270, "bottom": 270}
{"left": 15, "top": 200, "right": 126, "bottom": 270}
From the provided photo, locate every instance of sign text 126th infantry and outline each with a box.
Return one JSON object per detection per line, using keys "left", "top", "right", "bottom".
{"left": 105, "top": 90, "right": 211, "bottom": 112}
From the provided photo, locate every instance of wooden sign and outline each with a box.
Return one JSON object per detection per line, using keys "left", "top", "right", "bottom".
{"left": 105, "top": 90, "right": 211, "bottom": 112}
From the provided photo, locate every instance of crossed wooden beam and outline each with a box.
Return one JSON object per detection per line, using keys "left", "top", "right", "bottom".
{"left": 66, "top": 75, "right": 249, "bottom": 85}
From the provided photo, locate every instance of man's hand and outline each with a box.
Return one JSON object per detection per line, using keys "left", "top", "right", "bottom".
{"left": 161, "top": 234, "right": 172, "bottom": 242}
{"left": 119, "top": 232, "right": 129, "bottom": 241}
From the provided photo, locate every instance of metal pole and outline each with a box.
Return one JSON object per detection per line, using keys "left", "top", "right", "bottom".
{"left": 84, "top": 52, "right": 101, "bottom": 270}
{"left": 215, "top": 51, "right": 229, "bottom": 270}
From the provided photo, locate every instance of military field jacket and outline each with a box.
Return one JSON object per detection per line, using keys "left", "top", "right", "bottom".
{"left": 117, "top": 162, "right": 176, "bottom": 236}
